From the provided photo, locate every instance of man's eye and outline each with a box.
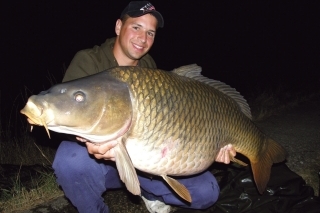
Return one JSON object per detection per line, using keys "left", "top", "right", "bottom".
{"left": 148, "top": 32, "right": 155, "bottom": 37}
{"left": 133, "top": 26, "right": 139, "bottom": 30}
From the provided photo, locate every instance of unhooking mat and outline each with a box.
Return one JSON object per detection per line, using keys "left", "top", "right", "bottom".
{"left": 209, "top": 163, "right": 320, "bottom": 213}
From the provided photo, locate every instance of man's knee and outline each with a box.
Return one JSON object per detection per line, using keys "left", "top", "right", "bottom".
{"left": 193, "top": 181, "right": 220, "bottom": 209}
{"left": 189, "top": 172, "right": 220, "bottom": 209}
{"left": 52, "top": 141, "right": 91, "bottom": 179}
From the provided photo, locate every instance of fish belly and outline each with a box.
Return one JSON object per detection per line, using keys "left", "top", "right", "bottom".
{"left": 126, "top": 138, "right": 217, "bottom": 176}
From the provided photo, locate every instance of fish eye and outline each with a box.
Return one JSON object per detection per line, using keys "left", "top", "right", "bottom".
{"left": 74, "top": 92, "right": 85, "bottom": 102}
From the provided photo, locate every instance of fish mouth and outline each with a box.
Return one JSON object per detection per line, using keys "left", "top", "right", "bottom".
{"left": 21, "top": 101, "right": 53, "bottom": 138}
{"left": 24, "top": 115, "right": 52, "bottom": 139}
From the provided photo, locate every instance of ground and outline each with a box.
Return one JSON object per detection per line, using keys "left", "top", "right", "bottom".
{"left": 255, "top": 98, "right": 320, "bottom": 197}
{"left": 8, "top": 98, "right": 320, "bottom": 212}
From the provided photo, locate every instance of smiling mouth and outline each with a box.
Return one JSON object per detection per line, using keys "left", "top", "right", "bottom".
{"left": 132, "top": 43, "right": 145, "bottom": 50}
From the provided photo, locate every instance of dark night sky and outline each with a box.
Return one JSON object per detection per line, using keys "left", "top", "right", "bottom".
{"left": 1, "top": 1, "right": 320, "bottom": 130}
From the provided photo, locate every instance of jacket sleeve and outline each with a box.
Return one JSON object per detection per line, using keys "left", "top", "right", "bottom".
{"left": 62, "top": 50, "right": 100, "bottom": 82}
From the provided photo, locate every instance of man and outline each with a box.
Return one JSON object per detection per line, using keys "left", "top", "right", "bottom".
{"left": 53, "top": 1, "right": 234, "bottom": 213}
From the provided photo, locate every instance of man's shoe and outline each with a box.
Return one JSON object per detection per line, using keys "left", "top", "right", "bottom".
{"left": 141, "top": 196, "right": 172, "bottom": 213}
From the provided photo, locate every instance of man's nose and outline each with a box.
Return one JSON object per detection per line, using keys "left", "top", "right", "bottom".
{"left": 138, "top": 32, "right": 147, "bottom": 43}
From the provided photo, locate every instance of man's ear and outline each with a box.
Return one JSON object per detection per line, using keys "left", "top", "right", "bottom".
{"left": 115, "top": 19, "right": 122, "bottom": 36}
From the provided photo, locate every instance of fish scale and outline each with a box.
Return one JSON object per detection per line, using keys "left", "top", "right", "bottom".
{"left": 110, "top": 68, "right": 241, "bottom": 172}
{"left": 21, "top": 64, "right": 287, "bottom": 202}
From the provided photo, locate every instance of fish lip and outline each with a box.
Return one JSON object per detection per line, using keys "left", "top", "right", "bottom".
{"left": 22, "top": 103, "right": 54, "bottom": 129}
{"left": 27, "top": 118, "right": 37, "bottom": 125}
{"left": 22, "top": 110, "right": 43, "bottom": 126}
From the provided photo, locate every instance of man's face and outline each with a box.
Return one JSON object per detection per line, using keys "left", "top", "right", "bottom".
{"left": 116, "top": 14, "right": 157, "bottom": 61}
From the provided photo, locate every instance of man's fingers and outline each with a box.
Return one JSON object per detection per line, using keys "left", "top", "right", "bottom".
{"left": 215, "top": 146, "right": 227, "bottom": 163}
{"left": 93, "top": 154, "right": 116, "bottom": 162}
{"left": 226, "top": 144, "right": 236, "bottom": 157}
{"left": 215, "top": 144, "right": 237, "bottom": 164}
{"left": 76, "top": 137, "right": 89, "bottom": 142}
{"left": 86, "top": 141, "right": 117, "bottom": 155}
{"left": 85, "top": 141, "right": 118, "bottom": 161}
{"left": 97, "top": 141, "right": 118, "bottom": 154}
{"left": 223, "top": 148, "right": 230, "bottom": 164}
{"left": 86, "top": 142, "right": 97, "bottom": 154}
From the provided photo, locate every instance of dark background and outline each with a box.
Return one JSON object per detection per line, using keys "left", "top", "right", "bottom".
{"left": 1, "top": 1, "right": 320, "bottom": 135}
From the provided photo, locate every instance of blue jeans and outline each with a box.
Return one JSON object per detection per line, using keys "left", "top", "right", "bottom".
{"left": 52, "top": 141, "right": 220, "bottom": 213}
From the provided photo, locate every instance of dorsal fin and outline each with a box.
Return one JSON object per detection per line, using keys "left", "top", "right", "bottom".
{"left": 172, "top": 64, "right": 252, "bottom": 120}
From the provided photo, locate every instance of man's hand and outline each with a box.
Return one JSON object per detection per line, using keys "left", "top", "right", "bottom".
{"left": 215, "top": 144, "right": 236, "bottom": 164}
{"left": 76, "top": 137, "right": 118, "bottom": 161}
{"left": 85, "top": 141, "right": 118, "bottom": 161}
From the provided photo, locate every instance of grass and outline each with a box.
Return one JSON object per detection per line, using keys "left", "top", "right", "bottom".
{"left": 0, "top": 86, "right": 61, "bottom": 212}
{"left": 0, "top": 164, "right": 63, "bottom": 213}
{"left": 0, "top": 85, "right": 57, "bottom": 165}
{"left": 0, "top": 129, "right": 60, "bottom": 212}
{"left": 0, "top": 79, "right": 319, "bottom": 212}
{"left": 0, "top": 123, "right": 59, "bottom": 212}
{"left": 248, "top": 83, "right": 320, "bottom": 121}
{"left": 0, "top": 133, "right": 56, "bottom": 166}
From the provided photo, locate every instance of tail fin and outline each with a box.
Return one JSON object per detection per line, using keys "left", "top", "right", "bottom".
{"left": 251, "top": 138, "right": 287, "bottom": 194}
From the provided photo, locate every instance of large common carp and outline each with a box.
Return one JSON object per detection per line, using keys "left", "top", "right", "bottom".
{"left": 21, "top": 64, "right": 287, "bottom": 202}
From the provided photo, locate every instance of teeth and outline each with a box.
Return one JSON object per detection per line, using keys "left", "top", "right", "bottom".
{"left": 133, "top": 44, "right": 143, "bottom": 49}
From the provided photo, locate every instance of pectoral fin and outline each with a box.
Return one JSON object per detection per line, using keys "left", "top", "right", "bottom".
{"left": 114, "top": 142, "right": 140, "bottom": 195}
{"left": 161, "top": 175, "right": 192, "bottom": 203}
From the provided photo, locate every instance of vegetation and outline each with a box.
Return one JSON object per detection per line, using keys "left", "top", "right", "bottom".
{"left": 0, "top": 123, "right": 59, "bottom": 212}
{"left": 0, "top": 165, "right": 63, "bottom": 213}
{"left": 248, "top": 84, "right": 320, "bottom": 121}
{"left": 0, "top": 87, "right": 60, "bottom": 212}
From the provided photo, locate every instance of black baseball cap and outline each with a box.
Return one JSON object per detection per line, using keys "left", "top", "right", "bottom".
{"left": 120, "top": 1, "right": 164, "bottom": 28}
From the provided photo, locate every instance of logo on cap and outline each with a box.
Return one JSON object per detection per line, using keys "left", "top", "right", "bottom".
{"left": 140, "top": 3, "right": 155, "bottom": 14}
